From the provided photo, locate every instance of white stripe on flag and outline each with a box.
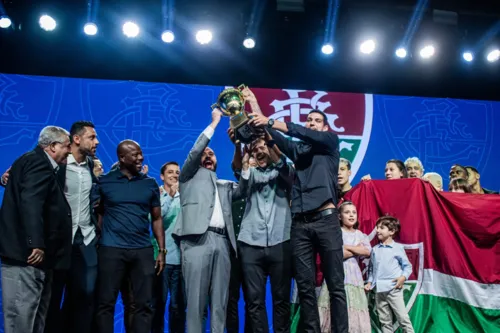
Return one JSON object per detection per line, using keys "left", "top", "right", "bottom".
{"left": 420, "top": 269, "right": 500, "bottom": 310}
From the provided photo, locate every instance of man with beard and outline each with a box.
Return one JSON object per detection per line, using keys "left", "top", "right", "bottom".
{"left": 95, "top": 140, "right": 165, "bottom": 333}
{"left": 48, "top": 121, "right": 101, "bottom": 333}
{"left": 173, "top": 109, "right": 242, "bottom": 333}
{"left": 249, "top": 109, "right": 348, "bottom": 333}
{"left": 0, "top": 126, "right": 72, "bottom": 333}
{"left": 465, "top": 166, "right": 499, "bottom": 194}
{"left": 449, "top": 164, "right": 468, "bottom": 181}
{"left": 151, "top": 161, "right": 186, "bottom": 333}
{"left": 230, "top": 130, "right": 294, "bottom": 333}
{"left": 0, "top": 121, "right": 101, "bottom": 333}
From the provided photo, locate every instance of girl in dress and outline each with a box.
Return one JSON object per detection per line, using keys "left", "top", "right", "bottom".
{"left": 317, "top": 201, "right": 372, "bottom": 333}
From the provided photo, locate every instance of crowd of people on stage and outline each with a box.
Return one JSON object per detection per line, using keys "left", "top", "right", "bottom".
{"left": 0, "top": 87, "right": 497, "bottom": 333}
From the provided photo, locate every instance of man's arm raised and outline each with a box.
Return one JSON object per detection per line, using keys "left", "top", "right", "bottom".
{"left": 249, "top": 113, "right": 338, "bottom": 154}
{"left": 179, "top": 109, "right": 223, "bottom": 183}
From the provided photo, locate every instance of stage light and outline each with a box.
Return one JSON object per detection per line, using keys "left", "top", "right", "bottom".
{"left": 161, "top": 30, "right": 175, "bottom": 43}
{"left": 84, "top": 23, "right": 98, "bottom": 36}
{"left": 196, "top": 30, "right": 212, "bottom": 45}
{"left": 395, "top": 48, "right": 407, "bottom": 58}
{"left": 243, "top": 37, "right": 255, "bottom": 49}
{"left": 419, "top": 45, "right": 435, "bottom": 59}
{"left": 360, "top": 40, "right": 375, "bottom": 54}
{"left": 486, "top": 49, "right": 499, "bottom": 63}
{"left": 462, "top": 52, "right": 473, "bottom": 62}
{"left": 321, "top": 44, "right": 334, "bottom": 55}
{"left": 39, "top": 15, "right": 56, "bottom": 31}
{"left": 0, "top": 16, "right": 12, "bottom": 29}
{"left": 123, "top": 22, "right": 140, "bottom": 38}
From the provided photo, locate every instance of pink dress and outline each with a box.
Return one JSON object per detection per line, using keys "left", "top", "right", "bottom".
{"left": 318, "top": 229, "right": 372, "bottom": 333}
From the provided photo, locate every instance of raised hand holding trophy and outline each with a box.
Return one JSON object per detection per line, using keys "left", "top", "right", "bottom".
{"left": 211, "top": 84, "right": 261, "bottom": 144}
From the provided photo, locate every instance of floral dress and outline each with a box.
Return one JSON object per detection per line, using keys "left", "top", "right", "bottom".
{"left": 317, "top": 229, "right": 372, "bottom": 333}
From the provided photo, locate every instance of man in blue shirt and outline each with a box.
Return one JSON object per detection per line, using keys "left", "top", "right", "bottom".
{"left": 151, "top": 161, "right": 185, "bottom": 333}
{"left": 95, "top": 140, "right": 165, "bottom": 333}
{"left": 231, "top": 131, "right": 294, "bottom": 333}
{"left": 249, "top": 109, "right": 348, "bottom": 333}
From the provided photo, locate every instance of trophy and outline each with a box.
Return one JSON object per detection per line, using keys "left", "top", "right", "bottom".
{"left": 211, "top": 85, "right": 260, "bottom": 144}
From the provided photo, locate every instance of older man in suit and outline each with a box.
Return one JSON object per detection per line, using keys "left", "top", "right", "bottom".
{"left": 0, "top": 126, "right": 72, "bottom": 333}
{"left": 173, "top": 109, "right": 243, "bottom": 333}
{"left": 0, "top": 122, "right": 101, "bottom": 333}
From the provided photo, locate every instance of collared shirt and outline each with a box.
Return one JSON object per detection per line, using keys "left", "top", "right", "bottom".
{"left": 203, "top": 126, "right": 225, "bottom": 229}
{"left": 237, "top": 159, "right": 293, "bottom": 247}
{"left": 231, "top": 198, "right": 246, "bottom": 238}
{"left": 367, "top": 240, "right": 413, "bottom": 293}
{"left": 269, "top": 123, "right": 339, "bottom": 214}
{"left": 44, "top": 151, "right": 59, "bottom": 170}
{"left": 160, "top": 188, "right": 181, "bottom": 265}
{"left": 65, "top": 154, "right": 94, "bottom": 245}
{"left": 99, "top": 169, "right": 161, "bottom": 249}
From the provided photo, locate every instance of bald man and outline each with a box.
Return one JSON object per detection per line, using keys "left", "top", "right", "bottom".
{"left": 95, "top": 140, "right": 165, "bottom": 333}
{"left": 423, "top": 172, "right": 443, "bottom": 191}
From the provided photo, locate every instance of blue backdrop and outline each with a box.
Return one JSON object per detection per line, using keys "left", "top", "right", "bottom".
{"left": 0, "top": 73, "right": 499, "bottom": 332}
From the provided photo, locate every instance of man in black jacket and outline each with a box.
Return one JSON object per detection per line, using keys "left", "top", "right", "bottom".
{"left": 0, "top": 125, "right": 72, "bottom": 333}
{"left": 0, "top": 121, "right": 101, "bottom": 333}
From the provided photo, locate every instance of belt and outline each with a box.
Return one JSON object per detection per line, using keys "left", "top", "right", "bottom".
{"left": 293, "top": 208, "right": 336, "bottom": 224}
{"left": 207, "top": 226, "right": 226, "bottom": 236}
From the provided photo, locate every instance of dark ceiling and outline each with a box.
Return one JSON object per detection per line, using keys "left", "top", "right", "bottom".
{"left": 1, "top": 0, "right": 499, "bottom": 101}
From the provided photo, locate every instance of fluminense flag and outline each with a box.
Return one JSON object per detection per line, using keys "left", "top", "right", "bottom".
{"left": 344, "top": 179, "right": 500, "bottom": 333}
{"left": 290, "top": 179, "right": 499, "bottom": 333}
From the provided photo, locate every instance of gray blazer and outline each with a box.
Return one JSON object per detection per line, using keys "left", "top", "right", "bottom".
{"left": 172, "top": 131, "right": 242, "bottom": 252}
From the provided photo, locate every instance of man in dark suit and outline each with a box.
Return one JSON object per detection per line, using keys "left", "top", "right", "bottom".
{"left": 0, "top": 121, "right": 101, "bottom": 333}
{"left": 172, "top": 109, "right": 244, "bottom": 333}
{"left": 0, "top": 126, "right": 72, "bottom": 333}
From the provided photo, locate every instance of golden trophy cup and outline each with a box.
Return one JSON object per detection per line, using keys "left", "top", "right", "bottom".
{"left": 211, "top": 85, "right": 260, "bottom": 144}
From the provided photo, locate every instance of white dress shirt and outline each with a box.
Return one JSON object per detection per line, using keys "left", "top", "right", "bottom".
{"left": 203, "top": 126, "right": 225, "bottom": 229}
{"left": 65, "top": 154, "right": 95, "bottom": 245}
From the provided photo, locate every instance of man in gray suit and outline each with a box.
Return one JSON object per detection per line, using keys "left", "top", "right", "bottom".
{"left": 173, "top": 109, "right": 243, "bottom": 333}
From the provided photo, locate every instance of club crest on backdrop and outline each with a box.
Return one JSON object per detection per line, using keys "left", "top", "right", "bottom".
{"left": 243, "top": 88, "right": 373, "bottom": 181}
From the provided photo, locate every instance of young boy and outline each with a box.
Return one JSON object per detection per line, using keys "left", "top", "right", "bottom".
{"left": 365, "top": 215, "right": 415, "bottom": 333}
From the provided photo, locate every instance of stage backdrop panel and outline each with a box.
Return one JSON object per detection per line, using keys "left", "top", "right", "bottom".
{"left": 0, "top": 73, "right": 499, "bottom": 332}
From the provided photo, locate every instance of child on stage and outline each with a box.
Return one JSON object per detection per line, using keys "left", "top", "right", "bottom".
{"left": 365, "top": 215, "right": 415, "bottom": 333}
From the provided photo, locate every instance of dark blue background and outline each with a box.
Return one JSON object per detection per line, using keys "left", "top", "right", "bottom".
{"left": 0, "top": 73, "right": 499, "bottom": 332}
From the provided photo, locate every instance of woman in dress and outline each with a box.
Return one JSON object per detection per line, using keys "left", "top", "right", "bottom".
{"left": 317, "top": 201, "right": 372, "bottom": 333}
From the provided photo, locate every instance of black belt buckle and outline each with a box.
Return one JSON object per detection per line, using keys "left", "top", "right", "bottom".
{"left": 294, "top": 208, "right": 335, "bottom": 224}
{"left": 208, "top": 226, "right": 226, "bottom": 235}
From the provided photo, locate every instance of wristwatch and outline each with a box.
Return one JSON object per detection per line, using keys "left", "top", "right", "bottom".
{"left": 267, "top": 118, "right": 275, "bottom": 129}
{"left": 159, "top": 248, "right": 167, "bottom": 255}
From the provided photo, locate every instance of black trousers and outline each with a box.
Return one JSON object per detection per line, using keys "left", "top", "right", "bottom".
{"left": 62, "top": 232, "right": 99, "bottom": 333}
{"left": 292, "top": 212, "right": 348, "bottom": 333}
{"left": 121, "top": 277, "right": 136, "bottom": 332}
{"left": 95, "top": 246, "right": 155, "bottom": 333}
{"left": 44, "top": 231, "right": 99, "bottom": 333}
{"left": 227, "top": 246, "right": 251, "bottom": 333}
{"left": 43, "top": 269, "right": 67, "bottom": 333}
{"left": 239, "top": 241, "right": 292, "bottom": 333}
{"left": 151, "top": 264, "right": 186, "bottom": 333}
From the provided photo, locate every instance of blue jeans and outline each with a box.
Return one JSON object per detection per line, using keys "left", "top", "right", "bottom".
{"left": 151, "top": 264, "right": 186, "bottom": 333}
